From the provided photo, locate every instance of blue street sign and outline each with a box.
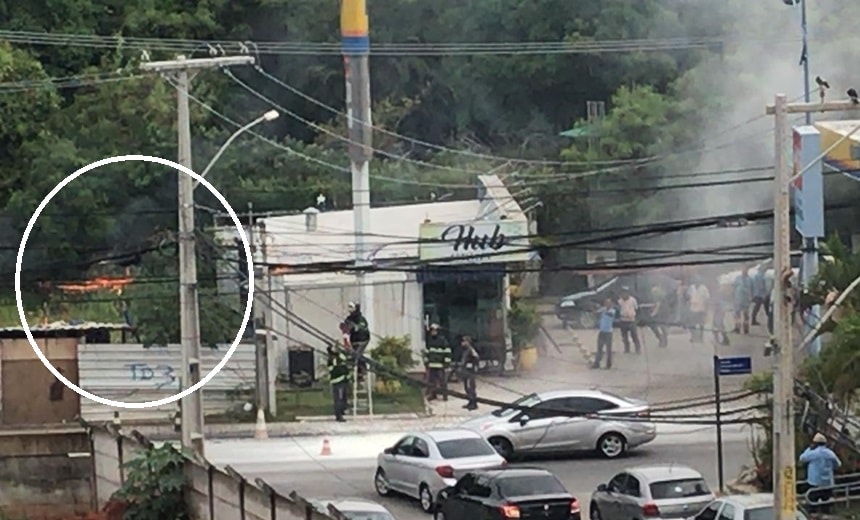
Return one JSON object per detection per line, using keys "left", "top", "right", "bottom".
{"left": 717, "top": 356, "right": 752, "bottom": 376}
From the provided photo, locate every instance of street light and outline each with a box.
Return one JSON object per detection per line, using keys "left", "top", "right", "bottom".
{"left": 783, "top": 0, "right": 811, "bottom": 124}
{"left": 196, "top": 109, "right": 279, "bottom": 186}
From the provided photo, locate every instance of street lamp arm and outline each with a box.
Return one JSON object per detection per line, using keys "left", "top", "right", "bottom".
{"left": 194, "top": 109, "right": 278, "bottom": 188}
{"left": 796, "top": 273, "right": 860, "bottom": 351}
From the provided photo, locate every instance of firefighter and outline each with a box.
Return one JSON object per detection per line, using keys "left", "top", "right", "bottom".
{"left": 424, "top": 323, "right": 451, "bottom": 401}
{"left": 460, "top": 336, "right": 480, "bottom": 410}
{"left": 345, "top": 302, "right": 370, "bottom": 380}
{"left": 327, "top": 344, "right": 350, "bottom": 422}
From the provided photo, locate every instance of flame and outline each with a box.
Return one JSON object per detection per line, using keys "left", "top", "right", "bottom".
{"left": 57, "top": 276, "right": 134, "bottom": 294}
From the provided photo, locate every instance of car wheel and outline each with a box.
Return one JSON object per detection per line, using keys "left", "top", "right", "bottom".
{"left": 374, "top": 468, "right": 390, "bottom": 496}
{"left": 434, "top": 508, "right": 446, "bottom": 520}
{"left": 419, "top": 484, "right": 434, "bottom": 513}
{"left": 589, "top": 503, "right": 602, "bottom": 520}
{"left": 597, "top": 432, "right": 627, "bottom": 459}
{"left": 576, "top": 311, "right": 597, "bottom": 329}
{"left": 488, "top": 436, "right": 514, "bottom": 460}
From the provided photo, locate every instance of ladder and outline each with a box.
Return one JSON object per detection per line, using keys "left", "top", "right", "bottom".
{"left": 352, "top": 364, "right": 374, "bottom": 417}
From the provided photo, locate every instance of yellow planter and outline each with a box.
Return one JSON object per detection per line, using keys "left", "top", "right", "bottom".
{"left": 518, "top": 345, "right": 538, "bottom": 371}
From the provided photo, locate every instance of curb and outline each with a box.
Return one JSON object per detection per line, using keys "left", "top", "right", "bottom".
{"left": 570, "top": 332, "right": 595, "bottom": 366}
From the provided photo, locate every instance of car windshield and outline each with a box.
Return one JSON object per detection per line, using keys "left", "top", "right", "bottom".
{"left": 649, "top": 478, "right": 710, "bottom": 499}
{"left": 745, "top": 506, "right": 807, "bottom": 520}
{"left": 437, "top": 438, "right": 497, "bottom": 458}
{"left": 492, "top": 393, "right": 540, "bottom": 417}
{"left": 498, "top": 475, "right": 568, "bottom": 497}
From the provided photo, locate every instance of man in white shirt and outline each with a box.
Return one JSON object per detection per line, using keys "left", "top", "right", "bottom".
{"left": 617, "top": 287, "right": 641, "bottom": 354}
{"left": 687, "top": 277, "right": 710, "bottom": 343}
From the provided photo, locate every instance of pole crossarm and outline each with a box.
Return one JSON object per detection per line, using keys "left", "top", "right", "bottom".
{"left": 765, "top": 100, "right": 860, "bottom": 115}
{"left": 139, "top": 55, "right": 254, "bottom": 72}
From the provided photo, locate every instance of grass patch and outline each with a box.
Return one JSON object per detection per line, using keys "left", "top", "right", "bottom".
{"left": 0, "top": 299, "right": 123, "bottom": 327}
{"left": 274, "top": 383, "right": 426, "bottom": 421}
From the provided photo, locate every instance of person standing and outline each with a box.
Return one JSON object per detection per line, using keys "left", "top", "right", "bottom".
{"left": 459, "top": 336, "right": 480, "bottom": 410}
{"left": 591, "top": 297, "right": 616, "bottom": 369}
{"left": 617, "top": 287, "right": 641, "bottom": 354}
{"left": 326, "top": 344, "right": 350, "bottom": 422}
{"left": 688, "top": 277, "right": 710, "bottom": 343}
{"left": 750, "top": 268, "right": 770, "bottom": 326}
{"left": 648, "top": 284, "right": 669, "bottom": 347}
{"left": 711, "top": 284, "right": 731, "bottom": 346}
{"left": 345, "top": 302, "right": 370, "bottom": 380}
{"left": 733, "top": 268, "right": 753, "bottom": 334}
{"left": 675, "top": 279, "right": 690, "bottom": 330}
{"left": 800, "top": 432, "right": 842, "bottom": 517}
{"left": 424, "top": 323, "right": 451, "bottom": 401}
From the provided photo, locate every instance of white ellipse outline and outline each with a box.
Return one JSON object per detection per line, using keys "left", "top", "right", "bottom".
{"left": 14, "top": 154, "right": 254, "bottom": 409}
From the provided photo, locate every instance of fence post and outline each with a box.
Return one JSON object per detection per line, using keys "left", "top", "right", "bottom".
{"left": 116, "top": 435, "right": 124, "bottom": 484}
{"left": 207, "top": 463, "right": 215, "bottom": 519}
{"left": 225, "top": 466, "right": 247, "bottom": 520}
{"left": 254, "top": 478, "right": 277, "bottom": 520}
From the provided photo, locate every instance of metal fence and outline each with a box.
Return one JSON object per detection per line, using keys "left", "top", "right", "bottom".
{"left": 79, "top": 343, "right": 256, "bottom": 422}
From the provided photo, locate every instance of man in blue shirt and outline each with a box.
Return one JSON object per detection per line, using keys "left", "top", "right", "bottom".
{"left": 800, "top": 432, "right": 842, "bottom": 515}
{"left": 591, "top": 297, "right": 616, "bottom": 370}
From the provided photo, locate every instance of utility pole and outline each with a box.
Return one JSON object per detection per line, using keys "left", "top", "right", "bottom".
{"left": 140, "top": 55, "right": 254, "bottom": 459}
{"left": 341, "top": 1, "right": 375, "bottom": 354}
{"left": 765, "top": 95, "right": 860, "bottom": 520}
{"left": 247, "top": 203, "right": 271, "bottom": 414}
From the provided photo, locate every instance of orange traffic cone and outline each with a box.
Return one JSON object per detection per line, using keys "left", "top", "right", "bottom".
{"left": 320, "top": 436, "right": 332, "bottom": 456}
{"left": 254, "top": 408, "right": 268, "bottom": 440}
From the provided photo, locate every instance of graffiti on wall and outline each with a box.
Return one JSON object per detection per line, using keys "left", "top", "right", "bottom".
{"left": 126, "top": 363, "right": 177, "bottom": 389}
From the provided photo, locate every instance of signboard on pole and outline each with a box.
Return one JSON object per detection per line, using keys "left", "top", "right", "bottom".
{"left": 418, "top": 219, "right": 530, "bottom": 264}
{"left": 792, "top": 125, "right": 824, "bottom": 238}
{"left": 717, "top": 356, "right": 752, "bottom": 376}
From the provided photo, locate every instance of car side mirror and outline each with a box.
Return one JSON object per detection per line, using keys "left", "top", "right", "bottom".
{"left": 384, "top": 447, "right": 394, "bottom": 455}
{"left": 597, "top": 484, "right": 608, "bottom": 492}
{"left": 519, "top": 414, "right": 530, "bottom": 426}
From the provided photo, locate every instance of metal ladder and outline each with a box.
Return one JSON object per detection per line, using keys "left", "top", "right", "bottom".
{"left": 352, "top": 364, "right": 374, "bottom": 417}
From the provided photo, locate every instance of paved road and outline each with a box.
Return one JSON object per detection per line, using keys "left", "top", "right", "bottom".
{"left": 206, "top": 425, "right": 756, "bottom": 520}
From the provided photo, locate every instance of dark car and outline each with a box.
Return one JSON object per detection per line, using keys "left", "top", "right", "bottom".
{"left": 434, "top": 467, "right": 581, "bottom": 520}
{"left": 555, "top": 273, "right": 678, "bottom": 329}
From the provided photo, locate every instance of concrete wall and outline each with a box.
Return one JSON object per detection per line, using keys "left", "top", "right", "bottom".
{"left": 91, "top": 426, "right": 341, "bottom": 520}
{"left": 0, "top": 427, "right": 94, "bottom": 519}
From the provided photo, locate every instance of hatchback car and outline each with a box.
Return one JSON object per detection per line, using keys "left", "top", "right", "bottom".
{"left": 590, "top": 464, "right": 714, "bottom": 520}
{"left": 374, "top": 429, "right": 506, "bottom": 513}
{"left": 460, "top": 389, "right": 656, "bottom": 459}
{"left": 434, "top": 467, "right": 581, "bottom": 520}
{"left": 687, "top": 494, "right": 809, "bottom": 520}
{"left": 308, "top": 497, "right": 397, "bottom": 520}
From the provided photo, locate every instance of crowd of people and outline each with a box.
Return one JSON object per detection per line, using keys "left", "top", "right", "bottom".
{"left": 591, "top": 266, "right": 776, "bottom": 370}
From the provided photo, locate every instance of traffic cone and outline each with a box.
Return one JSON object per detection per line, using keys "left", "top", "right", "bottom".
{"left": 320, "top": 436, "right": 332, "bottom": 456}
{"left": 254, "top": 407, "right": 268, "bottom": 440}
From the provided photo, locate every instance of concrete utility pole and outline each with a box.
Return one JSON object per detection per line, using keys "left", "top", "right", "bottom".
{"left": 765, "top": 95, "right": 860, "bottom": 520}
{"left": 341, "top": 1, "right": 375, "bottom": 347}
{"left": 140, "top": 55, "right": 254, "bottom": 459}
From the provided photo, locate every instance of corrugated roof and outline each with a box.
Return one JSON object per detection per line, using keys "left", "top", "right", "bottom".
{"left": 0, "top": 321, "right": 131, "bottom": 334}
{"left": 261, "top": 200, "right": 482, "bottom": 266}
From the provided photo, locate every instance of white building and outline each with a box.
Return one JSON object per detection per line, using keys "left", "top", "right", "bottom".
{"left": 220, "top": 175, "right": 536, "bottom": 382}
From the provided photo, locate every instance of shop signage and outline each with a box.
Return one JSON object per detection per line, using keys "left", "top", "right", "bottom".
{"left": 418, "top": 219, "right": 531, "bottom": 264}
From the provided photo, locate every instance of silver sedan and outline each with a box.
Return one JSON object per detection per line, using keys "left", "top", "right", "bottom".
{"left": 373, "top": 429, "right": 507, "bottom": 514}
{"left": 460, "top": 389, "right": 657, "bottom": 459}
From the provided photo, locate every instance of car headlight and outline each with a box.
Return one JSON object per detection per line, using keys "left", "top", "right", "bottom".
{"left": 560, "top": 301, "right": 575, "bottom": 308}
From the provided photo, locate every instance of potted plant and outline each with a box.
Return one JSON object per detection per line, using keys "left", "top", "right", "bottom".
{"left": 509, "top": 298, "right": 540, "bottom": 371}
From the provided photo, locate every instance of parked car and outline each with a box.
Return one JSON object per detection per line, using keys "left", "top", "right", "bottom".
{"left": 374, "top": 429, "right": 507, "bottom": 513}
{"left": 460, "top": 389, "right": 656, "bottom": 460}
{"left": 588, "top": 464, "right": 714, "bottom": 520}
{"left": 555, "top": 274, "right": 679, "bottom": 329}
{"left": 687, "top": 494, "right": 809, "bottom": 520}
{"left": 434, "top": 467, "right": 581, "bottom": 520}
{"left": 308, "top": 497, "right": 397, "bottom": 520}
{"left": 589, "top": 464, "right": 714, "bottom": 520}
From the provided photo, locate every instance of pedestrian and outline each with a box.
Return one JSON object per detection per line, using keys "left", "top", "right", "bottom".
{"left": 750, "top": 268, "right": 771, "bottom": 326}
{"left": 711, "top": 284, "right": 731, "bottom": 346}
{"left": 424, "top": 323, "right": 451, "bottom": 401}
{"left": 733, "top": 267, "right": 753, "bottom": 334}
{"left": 617, "top": 287, "right": 641, "bottom": 354}
{"left": 326, "top": 344, "right": 350, "bottom": 422}
{"left": 344, "top": 302, "right": 370, "bottom": 380}
{"left": 648, "top": 284, "right": 669, "bottom": 347}
{"left": 800, "top": 432, "right": 841, "bottom": 517}
{"left": 674, "top": 279, "right": 690, "bottom": 331}
{"left": 591, "top": 297, "right": 616, "bottom": 369}
{"left": 687, "top": 276, "right": 710, "bottom": 343}
{"left": 459, "top": 336, "right": 480, "bottom": 410}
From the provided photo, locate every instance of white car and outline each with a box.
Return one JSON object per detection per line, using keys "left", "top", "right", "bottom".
{"left": 373, "top": 429, "right": 506, "bottom": 514}
{"left": 688, "top": 493, "right": 810, "bottom": 520}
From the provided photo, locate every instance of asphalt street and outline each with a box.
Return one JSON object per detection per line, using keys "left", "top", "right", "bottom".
{"left": 206, "top": 425, "right": 756, "bottom": 520}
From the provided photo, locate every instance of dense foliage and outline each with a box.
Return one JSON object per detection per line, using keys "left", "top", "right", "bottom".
{"left": 3, "top": 0, "right": 859, "bottom": 339}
